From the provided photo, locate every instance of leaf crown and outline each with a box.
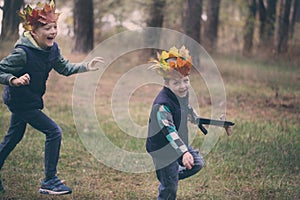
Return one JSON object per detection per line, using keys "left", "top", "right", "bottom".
{"left": 18, "top": 0, "right": 60, "bottom": 31}
{"left": 149, "top": 46, "right": 193, "bottom": 79}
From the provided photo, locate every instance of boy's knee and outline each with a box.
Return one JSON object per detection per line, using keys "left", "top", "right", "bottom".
{"left": 191, "top": 148, "right": 205, "bottom": 167}
{"left": 46, "top": 125, "right": 62, "bottom": 140}
{"left": 194, "top": 163, "right": 204, "bottom": 173}
{"left": 194, "top": 157, "right": 205, "bottom": 172}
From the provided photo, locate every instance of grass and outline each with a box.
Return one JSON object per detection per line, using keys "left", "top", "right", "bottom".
{"left": 0, "top": 43, "right": 299, "bottom": 199}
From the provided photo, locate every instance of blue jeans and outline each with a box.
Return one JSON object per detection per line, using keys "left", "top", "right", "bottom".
{"left": 153, "top": 146, "right": 205, "bottom": 200}
{"left": 0, "top": 109, "right": 62, "bottom": 180}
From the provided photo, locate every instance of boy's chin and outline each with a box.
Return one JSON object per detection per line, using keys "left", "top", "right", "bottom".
{"left": 46, "top": 40, "right": 55, "bottom": 46}
{"left": 177, "top": 92, "right": 188, "bottom": 98}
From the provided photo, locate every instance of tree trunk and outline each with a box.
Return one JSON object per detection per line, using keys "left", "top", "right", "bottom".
{"left": 203, "top": 0, "right": 221, "bottom": 52}
{"left": 258, "top": 0, "right": 266, "bottom": 39}
{"left": 73, "top": 0, "right": 94, "bottom": 54}
{"left": 182, "top": 0, "right": 202, "bottom": 43}
{"left": 296, "top": 0, "right": 300, "bottom": 21}
{"left": 146, "top": 0, "right": 165, "bottom": 28}
{"left": 274, "top": 0, "right": 292, "bottom": 54}
{"left": 182, "top": 0, "right": 202, "bottom": 67}
{"left": 259, "top": 0, "right": 277, "bottom": 47}
{"left": 0, "top": 0, "right": 23, "bottom": 41}
{"left": 144, "top": 0, "right": 166, "bottom": 56}
{"left": 243, "top": 0, "right": 257, "bottom": 55}
{"left": 290, "top": 0, "right": 299, "bottom": 38}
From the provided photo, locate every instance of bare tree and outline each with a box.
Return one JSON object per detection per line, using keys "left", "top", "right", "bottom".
{"left": 243, "top": 0, "right": 257, "bottom": 55}
{"left": 73, "top": 0, "right": 94, "bottom": 54}
{"left": 290, "top": 0, "right": 299, "bottom": 38}
{"left": 182, "top": 0, "right": 202, "bottom": 67}
{"left": 274, "top": 0, "right": 292, "bottom": 54}
{"left": 258, "top": 0, "right": 277, "bottom": 48}
{"left": 144, "top": 0, "right": 166, "bottom": 56}
{"left": 0, "top": 0, "right": 23, "bottom": 41}
{"left": 182, "top": 0, "right": 202, "bottom": 43}
{"left": 146, "top": 0, "right": 165, "bottom": 28}
{"left": 203, "top": 0, "right": 221, "bottom": 52}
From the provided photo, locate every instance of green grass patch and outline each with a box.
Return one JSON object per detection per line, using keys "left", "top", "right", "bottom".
{"left": 0, "top": 51, "right": 299, "bottom": 199}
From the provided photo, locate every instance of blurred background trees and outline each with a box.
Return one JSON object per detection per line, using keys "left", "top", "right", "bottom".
{"left": 182, "top": 0, "right": 202, "bottom": 44}
{"left": 203, "top": 0, "right": 221, "bottom": 52}
{"left": 0, "top": 0, "right": 23, "bottom": 41}
{"left": 243, "top": 0, "right": 257, "bottom": 55}
{"left": 73, "top": 0, "right": 94, "bottom": 53}
{"left": 0, "top": 0, "right": 299, "bottom": 58}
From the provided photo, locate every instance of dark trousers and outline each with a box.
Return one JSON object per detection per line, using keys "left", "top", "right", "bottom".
{"left": 153, "top": 146, "right": 205, "bottom": 200}
{"left": 0, "top": 109, "right": 62, "bottom": 180}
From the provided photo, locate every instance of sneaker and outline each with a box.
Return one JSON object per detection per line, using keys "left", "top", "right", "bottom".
{"left": 0, "top": 177, "right": 4, "bottom": 193}
{"left": 39, "top": 176, "right": 72, "bottom": 195}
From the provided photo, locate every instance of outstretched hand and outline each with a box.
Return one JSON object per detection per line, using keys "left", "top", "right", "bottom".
{"left": 224, "top": 125, "right": 233, "bottom": 136}
{"left": 220, "top": 114, "right": 233, "bottom": 136}
{"left": 87, "top": 57, "right": 104, "bottom": 71}
{"left": 11, "top": 73, "right": 30, "bottom": 86}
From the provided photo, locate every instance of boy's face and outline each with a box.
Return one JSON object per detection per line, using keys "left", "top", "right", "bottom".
{"left": 165, "top": 76, "right": 190, "bottom": 98}
{"left": 31, "top": 22, "right": 57, "bottom": 49}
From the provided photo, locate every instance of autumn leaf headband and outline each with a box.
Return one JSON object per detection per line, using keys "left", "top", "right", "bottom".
{"left": 18, "top": 0, "right": 60, "bottom": 31}
{"left": 149, "top": 46, "right": 193, "bottom": 79}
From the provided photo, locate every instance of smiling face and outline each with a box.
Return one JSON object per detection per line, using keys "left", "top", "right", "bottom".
{"left": 31, "top": 22, "right": 57, "bottom": 49}
{"left": 165, "top": 76, "right": 190, "bottom": 98}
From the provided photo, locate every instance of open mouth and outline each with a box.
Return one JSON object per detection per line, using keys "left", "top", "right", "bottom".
{"left": 178, "top": 90, "right": 187, "bottom": 96}
{"left": 47, "top": 36, "right": 55, "bottom": 41}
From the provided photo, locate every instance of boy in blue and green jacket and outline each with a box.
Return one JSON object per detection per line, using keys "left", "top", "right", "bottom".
{"left": 146, "top": 46, "right": 205, "bottom": 200}
{"left": 147, "top": 46, "right": 233, "bottom": 200}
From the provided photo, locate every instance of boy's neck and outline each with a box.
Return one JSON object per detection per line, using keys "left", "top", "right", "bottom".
{"left": 24, "top": 31, "right": 44, "bottom": 49}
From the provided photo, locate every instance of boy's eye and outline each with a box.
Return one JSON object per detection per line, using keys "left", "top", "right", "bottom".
{"left": 43, "top": 25, "right": 57, "bottom": 30}
{"left": 43, "top": 26, "right": 51, "bottom": 30}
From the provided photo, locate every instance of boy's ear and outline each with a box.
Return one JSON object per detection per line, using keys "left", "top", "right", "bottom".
{"left": 30, "top": 30, "right": 37, "bottom": 36}
{"left": 164, "top": 80, "right": 169, "bottom": 86}
{"left": 164, "top": 78, "right": 170, "bottom": 86}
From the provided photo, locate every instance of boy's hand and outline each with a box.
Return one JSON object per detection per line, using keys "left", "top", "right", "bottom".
{"left": 87, "top": 57, "right": 104, "bottom": 71}
{"left": 224, "top": 125, "right": 233, "bottom": 136}
{"left": 11, "top": 73, "right": 30, "bottom": 86}
{"left": 182, "top": 152, "right": 194, "bottom": 170}
{"left": 220, "top": 114, "right": 233, "bottom": 136}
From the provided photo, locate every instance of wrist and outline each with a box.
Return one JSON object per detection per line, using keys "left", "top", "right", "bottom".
{"left": 8, "top": 76, "right": 17, "bottom": 86}
{"left": 181, "top": 150, "right": 188, "bottom": 159}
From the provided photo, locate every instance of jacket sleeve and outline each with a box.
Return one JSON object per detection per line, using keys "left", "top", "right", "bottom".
{"left": 187, "top": 105, "right": 199, "bottom": 124}
{"left": 0, "top": 48, "right": 26, "bottom": 85}
{"left": 52, "top": 47, "right": 88, "bottom": 76}
{"left": 156, "top": 104, "right": 188, "bottom": 155}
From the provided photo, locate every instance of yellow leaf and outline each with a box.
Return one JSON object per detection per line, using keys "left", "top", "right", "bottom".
{"left": 160, "top": 51, "right": 169, "bottom": 60}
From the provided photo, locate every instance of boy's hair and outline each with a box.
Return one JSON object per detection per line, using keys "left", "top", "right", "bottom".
{"left": 164, "top": 78, "right": 170, "bottom": 84}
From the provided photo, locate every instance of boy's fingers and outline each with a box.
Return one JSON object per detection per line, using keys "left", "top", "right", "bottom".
{"left": 183, "top": 153, "right": 194, "bottom": 169}
{"left": 225, "top": 126, "right": 233, "bottom": 136}
{"left": 21, "top": 74, "right": 30, "bottom": 85}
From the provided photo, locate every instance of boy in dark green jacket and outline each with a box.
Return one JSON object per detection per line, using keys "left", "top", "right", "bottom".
{"left": 0, "top": 0, "right": 103, "bottom": 195}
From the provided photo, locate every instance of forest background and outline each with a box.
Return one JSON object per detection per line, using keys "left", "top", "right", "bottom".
{"left": 0, "top": 0, "right": 299, "bottom": 199}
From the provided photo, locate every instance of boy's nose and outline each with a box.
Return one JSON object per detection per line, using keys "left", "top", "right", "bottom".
{"left": 179, "top": 83, "right": 185, "bottom": 89}
{"left": 50, "top": 27, "right": 57, "bottom": 34}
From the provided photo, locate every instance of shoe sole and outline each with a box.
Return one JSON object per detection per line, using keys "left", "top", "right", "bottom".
{"left": 39, "top": 188, "right": 72, "bottom": 195}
